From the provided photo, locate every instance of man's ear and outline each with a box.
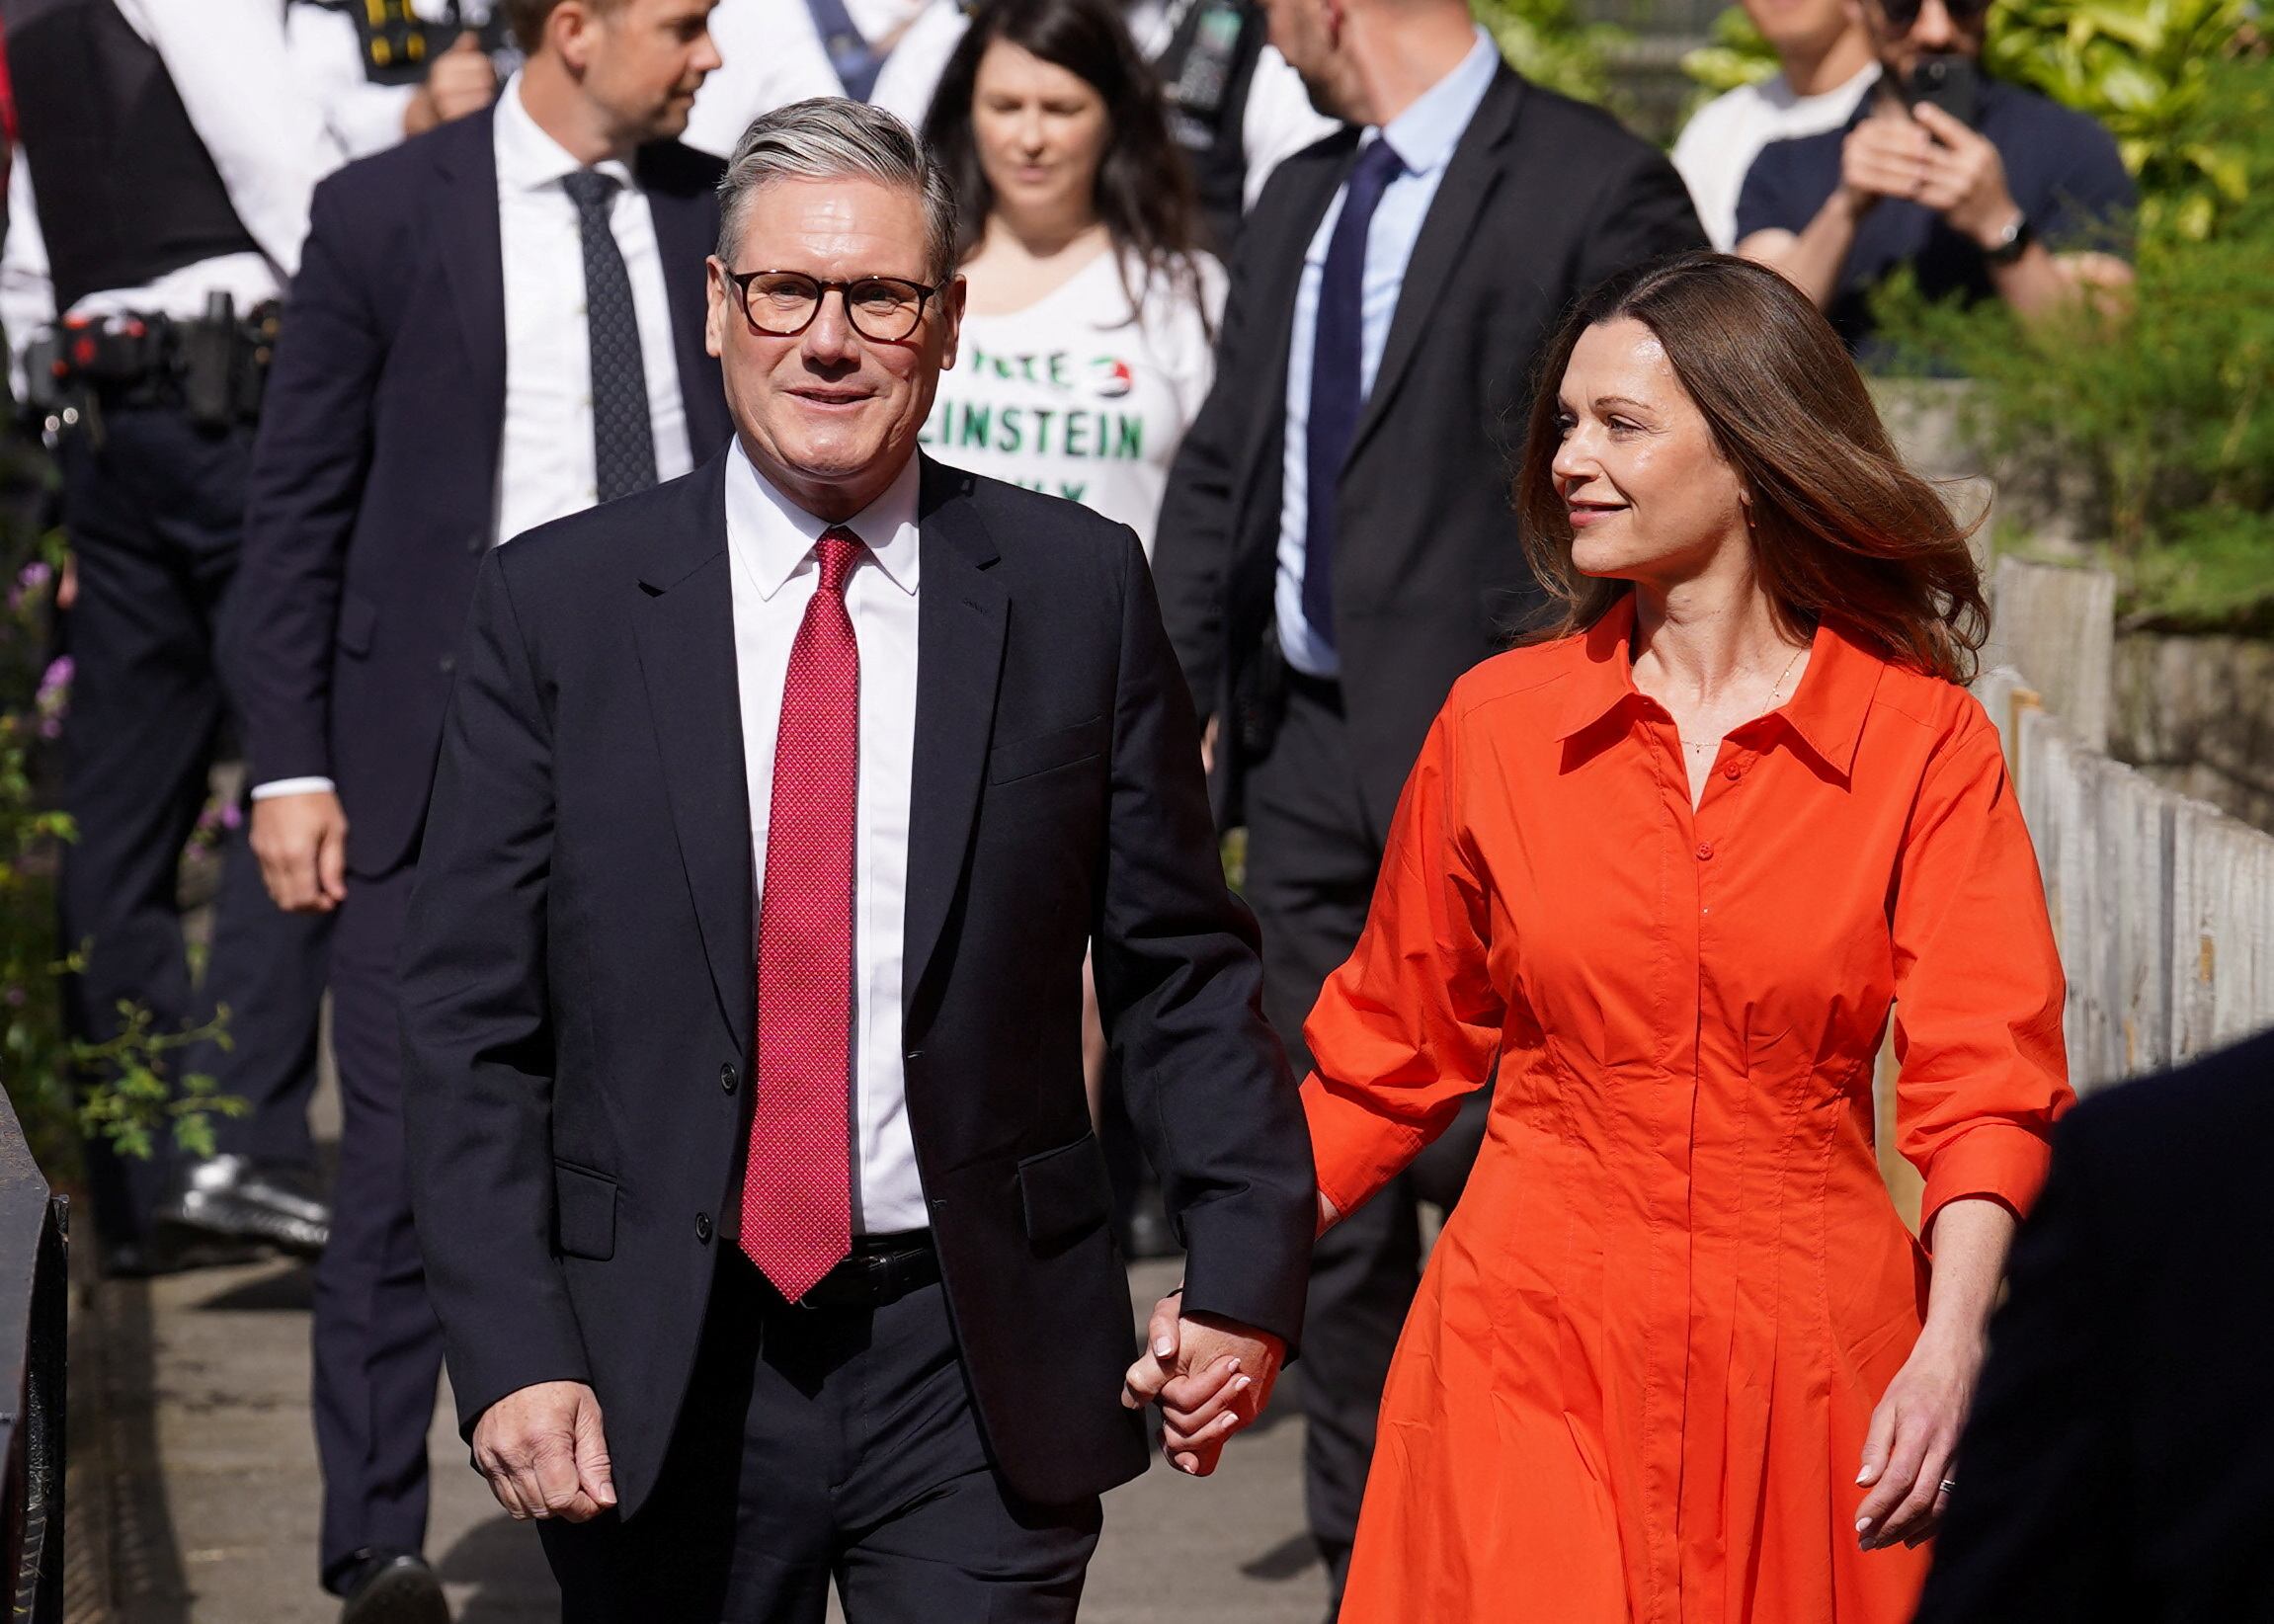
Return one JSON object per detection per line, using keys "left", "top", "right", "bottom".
{"left": 704, "top": 258, "right": 729, "bottom": 361}
{"left": 937, "top": 274, "right": 968, "bottom": 371}
{"left": 548, "top": 0, "right": 599, "bottom": 72}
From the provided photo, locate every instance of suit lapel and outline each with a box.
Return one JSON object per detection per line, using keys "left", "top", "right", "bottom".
{"left": 902, "top": 458, "right": 1008, "bottom": 1015}
{"left": 1348, "top": 68, "right": 1523, "bottom": 463}
{"left": 630, "top": 454, "right": 756, "bottom": 1056}
{"left": 639, "top": 154, "right": 732, "bottom": 455}
{"left": 434, "top": 110, "right": 508, "bottom": 479}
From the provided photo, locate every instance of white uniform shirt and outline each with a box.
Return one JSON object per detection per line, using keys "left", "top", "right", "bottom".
{"left": 284, "top": 0, "right": 491, "bottom": 163}
{"left": 725, "top": 439, "right": 928, "bottom": 1235}
{"left": 1672, "top": 64, "right": 1878, "bottom": 251}
{"left": 682, "top": 0, "right": 965, "bottom": 158}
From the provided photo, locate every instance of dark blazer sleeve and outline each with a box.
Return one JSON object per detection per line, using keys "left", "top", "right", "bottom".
{"left": 399, "top": 549, "right": 592, "bottom": 1433}
{"left": 1151, "top": 196, "right": 1274, "bottom": 721}
{"left": 1910, "top": 1108, "right": 2126, "bottom": 1623}
{"left": 1091, "top": 527, "right": 1314, "bottom": 1346}
{"left": 235, "top": 172, "right": 383, "bottom": 787}
{"left": 1573, "top": 136, "right": 1710, "bottom": 293}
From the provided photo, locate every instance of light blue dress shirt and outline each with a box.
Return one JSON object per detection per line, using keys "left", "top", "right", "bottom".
{"left": 1274, "top": 28, "right": 1501, "bottom": 681}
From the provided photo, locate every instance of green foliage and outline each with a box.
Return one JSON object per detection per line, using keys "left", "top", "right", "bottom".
{"left": 1681, "top": 8, "right": 1781, "bottom": 99}
{"left": 1983, "top": 0, "right": 2259, "bottom": 240}
{"left": 1469, "top": 0, "right": 1630, "bottom": 104}
{"left": 1872, "top": 55, "right": 2274, "bottom": 624}
{"left": 0, "top": 440, "right": 241, "bottom": 1177}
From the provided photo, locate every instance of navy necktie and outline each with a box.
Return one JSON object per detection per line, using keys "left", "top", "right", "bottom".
{"left": 562, "top": 169, "right": 659, "bottom": 505}
{"left": 1303, "top": 136, "right": 1405, "bottom": 651}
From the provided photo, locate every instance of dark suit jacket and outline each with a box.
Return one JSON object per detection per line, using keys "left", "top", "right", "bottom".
{"left": 1153, "top": 65, "right": 1704, "bottom": 832}
{"left": 1913, "top": 1028, "right": 2274, "bottom": 1624}
{"left": 236, "top": 107, "right": 733, "bottom": 878}
{"left": 397, "top": 452, "right": 1314, "bottom": 1517}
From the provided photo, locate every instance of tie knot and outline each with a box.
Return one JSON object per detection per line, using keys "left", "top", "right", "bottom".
{"left": 1351, "top": 135, "right": 1404, "bottom": 193}
{"left": 815, "top": 528, "right": 865, "bottom": 595}
{"left": 562, "top": 168, "right": 620, "bottom": 219}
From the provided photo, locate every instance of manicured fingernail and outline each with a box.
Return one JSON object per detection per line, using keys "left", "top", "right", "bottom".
{"left": 1154, "top": 1336, "right": 1175, "bottom": 1356}
{"left": 1856, "top": 1467, "right": 1872, "bottom": 1484}
{"left": 1233, "top": 1375, "right": 1252, "bottom": 1393}
{"left": 1228, "top": 1359, "right": 1242, "bottom": 1374}
{"left": 1855, "top": 1517, "right": 1870, "bottom": 1535}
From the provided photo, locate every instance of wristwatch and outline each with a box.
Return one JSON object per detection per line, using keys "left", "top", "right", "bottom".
{"left": 1984, "top": 210, "right": 2034, "bottom": 267}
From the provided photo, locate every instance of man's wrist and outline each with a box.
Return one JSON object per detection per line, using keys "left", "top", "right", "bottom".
{"left": 1977, "top": 207, "right": 2032, "bottom": 262}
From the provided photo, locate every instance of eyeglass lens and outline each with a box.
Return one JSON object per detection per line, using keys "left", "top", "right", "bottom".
{"left": 739, "top": 273, "right": 930, "bottom": 341}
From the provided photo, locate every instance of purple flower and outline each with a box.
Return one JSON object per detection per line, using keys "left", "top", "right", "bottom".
{"left": 4, "top": 987, "right": 24, "bottom": 1008}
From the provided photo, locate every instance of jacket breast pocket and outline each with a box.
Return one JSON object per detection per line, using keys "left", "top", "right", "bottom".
{"left": 553, "top": 1162, "right": 617, "bottom": 1261}
{"left": 337, "top": 589, "right": 378, "bottom": 659}
{"left": 1016, "top": 1132, "right": 1111, "bottom": 1253}
{"left": 988, "top": 715, "right": 1108, "bottom": 787}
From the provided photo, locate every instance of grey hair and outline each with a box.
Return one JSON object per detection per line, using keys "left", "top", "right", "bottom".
{"left": 716, "top": 98, "right": 959, "bottom": 285}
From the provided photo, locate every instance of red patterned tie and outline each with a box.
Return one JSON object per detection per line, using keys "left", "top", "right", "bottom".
{"left": 740, "top": 528, "right": 864, "bottom": 1301}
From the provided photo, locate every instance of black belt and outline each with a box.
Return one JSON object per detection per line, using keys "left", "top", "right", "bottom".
{"left": 787, "top": 1230, "right": 939, "bottom": 1311}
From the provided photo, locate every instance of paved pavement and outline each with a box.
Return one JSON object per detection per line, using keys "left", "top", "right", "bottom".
{"left": 77, "top": 1252, "right": 1328, "bottom": 1624}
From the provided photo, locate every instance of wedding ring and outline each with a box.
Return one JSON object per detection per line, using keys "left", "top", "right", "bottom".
{"left": 1938, "top": 1478, "right": 1959, "bottom": 1495}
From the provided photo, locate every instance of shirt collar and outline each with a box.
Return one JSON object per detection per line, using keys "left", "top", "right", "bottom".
{"left": 1552, "top": 595, "right": 1888, "bottom": 780}
{"left": 1373, "top": 27, "right": 1500, "bottom": 178}
{"left": 495, "top": 72, "right": 638, "bottom": 196}
{"left": 724, "top": 438, "right": 923, "bottom": 603}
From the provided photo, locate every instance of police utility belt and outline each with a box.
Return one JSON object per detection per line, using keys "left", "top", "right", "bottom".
{"left": 23, "top": 291, "right": 279, "bottom": 439}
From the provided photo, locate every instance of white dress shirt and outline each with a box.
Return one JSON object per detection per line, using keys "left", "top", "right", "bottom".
{"left": 251, "top": 74, "right": 697, "bottom": 803}
{"left": 681, "top": 0, "right": 966, "bottom": 158}
{"left": 726, "top": 439, "right": 927, "bottom": 1235}
{"left": 1274, "top": 27, "right": 1499, "bottom": 680}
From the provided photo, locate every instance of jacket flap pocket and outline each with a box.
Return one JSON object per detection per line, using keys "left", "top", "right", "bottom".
{"left": 553, "top": 1162, "right": 617, "bottom": 1261}
{"left": 337, "top": 590, "right": 378, "bottom": 658}
{"left": 988, "top": 715, "right": 1108, "bottom": 786}
{"left": 1015, "top": 1132, "right": 1110, "bottom": 1251}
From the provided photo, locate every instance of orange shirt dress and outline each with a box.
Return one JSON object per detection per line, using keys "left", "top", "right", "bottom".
{"left": 1301, "top": 602, "right": 2071, "bottom": 1624}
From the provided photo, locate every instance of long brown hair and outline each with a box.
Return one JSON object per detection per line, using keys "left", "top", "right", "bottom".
{"left": 1513, "top": 252, "right": 1989, "bottom": 684}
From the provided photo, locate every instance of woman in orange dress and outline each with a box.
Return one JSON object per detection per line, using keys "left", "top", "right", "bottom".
{"left": 1139, "top": 253, "right": 2072, "bottom": 1621}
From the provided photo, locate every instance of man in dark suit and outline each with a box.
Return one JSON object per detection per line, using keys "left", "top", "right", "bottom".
{"left": 235, "top": 0, "right": 732, "bottom": 1612}
{"left": 1911, "top": 1026, "right": 2274, "bottom": 1624}
{"left": 1150, "top": 0, "right": 1704, "bottom": 1600}
{"left": 397, "top": 98, "right": 1313, "bottom": 1622}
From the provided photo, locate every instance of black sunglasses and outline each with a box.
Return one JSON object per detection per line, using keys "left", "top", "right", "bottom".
{"left": 1878, "top": 0, "right": 1992, "bottom": 30}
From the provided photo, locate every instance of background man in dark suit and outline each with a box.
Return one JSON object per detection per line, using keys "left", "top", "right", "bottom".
{"left": 1150, "top": 0, "right": 1704, "bottom": 1601}
{"left": 236, "top": 0, "right": 731, "bottom": 1612}
{"left": 398, "top": 98, "right": 1313, "bottom": 1622}
{"left": 1912, "top": 1026, "right": 2274, "bottom": 1624}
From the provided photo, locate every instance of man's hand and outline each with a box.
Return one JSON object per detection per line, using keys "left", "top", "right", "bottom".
{"left": 1121, "top": 1293, "right": 1285, "bottom": 1476}
{"left": 249, "top": 789, "right": 350, "bottom": 913}
{"left": 470, "top": 1380, "right": 617, "bottom": 1523}
{"left": 1908, "top": 102, "right": 2020, "bottom": 246}
{"left": 1837, "top": 104, "right": 1935, "bottom": 215}
{"left": 404, "top": 32, "right": 498, "bottom": 137}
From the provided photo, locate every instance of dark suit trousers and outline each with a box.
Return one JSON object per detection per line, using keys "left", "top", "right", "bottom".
{"left": 55, "top": 404, "right": 331, "bottom": 1249}
{"left": 539, "top": 1253, "right": 1101, "bottom": 1624}
{"left": 1244, "top": 676, "right": 1488, "bottom": 1611}
{"left": 315, "top": 861, "right": 447, "bottom": 1587}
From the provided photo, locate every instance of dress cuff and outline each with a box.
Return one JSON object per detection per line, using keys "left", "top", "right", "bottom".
{"left": 1300, "top": 1072, "right": 1425, "bottom": 1221}
{"left": 1919, "top": 1120, "right": 2056, "bottom": 1248}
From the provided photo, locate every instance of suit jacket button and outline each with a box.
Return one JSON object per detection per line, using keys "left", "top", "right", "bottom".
{"left": 720, "top": 1063, "right": 738, "bottom": 1094}
{"left": 466, "top": 532, "right": 485, "bottom": 553}
{"left": 694, "top": 1212, "right": 712, "bottom": 1243}
{"left": 438, "top": 654, "right": 455, "bottom": 675}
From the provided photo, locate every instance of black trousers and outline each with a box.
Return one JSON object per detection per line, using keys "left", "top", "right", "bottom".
{"left": 539, "top": 1253, "right": 1101, "bottom": 1623}
{"left": 1243, "top": 676, "right": 1488, "bottom": 1614}
{"left": 314, "top": 861, "right": 447, "bottom": 1588}
{"left": 54, "top": 404, "right": 331, "bottom": 1250}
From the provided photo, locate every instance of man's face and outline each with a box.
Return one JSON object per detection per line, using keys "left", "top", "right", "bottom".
{"left": 569, "top": 0, "right": 721, "bottom": 145}
{"left": 1856, "top": 0, "right": 1985, "bottom": 84}
{"left": 1743, "top": 0, "right": 1855, "bottom": 62}
{"left": 705, "top": 177, "right": 963, "bottom": 520}
{"left": 1258, "top": 0, "right": 1352, "bottom": 122}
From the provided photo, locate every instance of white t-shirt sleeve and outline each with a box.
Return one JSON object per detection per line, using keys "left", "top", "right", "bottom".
{"left": 1670, "top": 87, "right": 1749, "bottom": 252}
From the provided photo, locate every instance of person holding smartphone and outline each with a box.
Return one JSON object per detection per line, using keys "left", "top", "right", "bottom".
{"left": 1733, "top": 0, "right": 2136, "bottom": 354}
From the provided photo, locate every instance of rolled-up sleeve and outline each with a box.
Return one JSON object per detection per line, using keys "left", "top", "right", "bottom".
{"left": 1890, "top": 698, "right": 2073, "bottom": 1243}
{"left": 1301, "top": 702, "right": 1505, "bottom": 1218}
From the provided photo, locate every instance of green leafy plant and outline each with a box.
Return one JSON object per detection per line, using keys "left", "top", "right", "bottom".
{"left": 1469, "top": 0, "right": 1631, "bottom": 104}
{"left": 1681, "top": 8, "right": 1780, "bottom": 99}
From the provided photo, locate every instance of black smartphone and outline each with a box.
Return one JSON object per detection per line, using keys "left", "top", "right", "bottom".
{"left": 1906, "top": 53, "right": 1981, "bottom": 129}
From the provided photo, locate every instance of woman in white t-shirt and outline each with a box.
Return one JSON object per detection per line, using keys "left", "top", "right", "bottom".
{"left": 920, "top": 0, "right": 1224, "bottom": 558}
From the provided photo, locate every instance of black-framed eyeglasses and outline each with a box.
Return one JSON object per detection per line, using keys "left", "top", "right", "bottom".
{"left": 1877, "top": 0, "right": 1990, "bottom": 30}
{"left": 720, "top": 268, "right": 949, "bottom": 343}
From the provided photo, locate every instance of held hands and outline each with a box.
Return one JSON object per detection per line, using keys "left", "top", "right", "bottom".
{"left": 249, "top": 790, "right": 350, "bottom": 914}
{"left": 1853, "top": 1323, "right": 1983, "bottom": 1550}
{"left": 1120, "top": 1293, "right": 1285, "bottom": 1477}
{"left": 471, "top": 1380, "right": 618, "bottom": 1523}
{"left": 1838, "top": 101, "right": 2019, "bottom": 247}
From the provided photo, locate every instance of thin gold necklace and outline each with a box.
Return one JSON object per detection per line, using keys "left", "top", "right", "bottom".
{"left": 1680, "top": 644, "right": 1806, "bottom": 755}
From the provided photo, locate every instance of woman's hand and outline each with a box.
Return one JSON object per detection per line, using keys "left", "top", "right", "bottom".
{"left": 1853, "top": 1321, "right": 1983, "bottom": 1549}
